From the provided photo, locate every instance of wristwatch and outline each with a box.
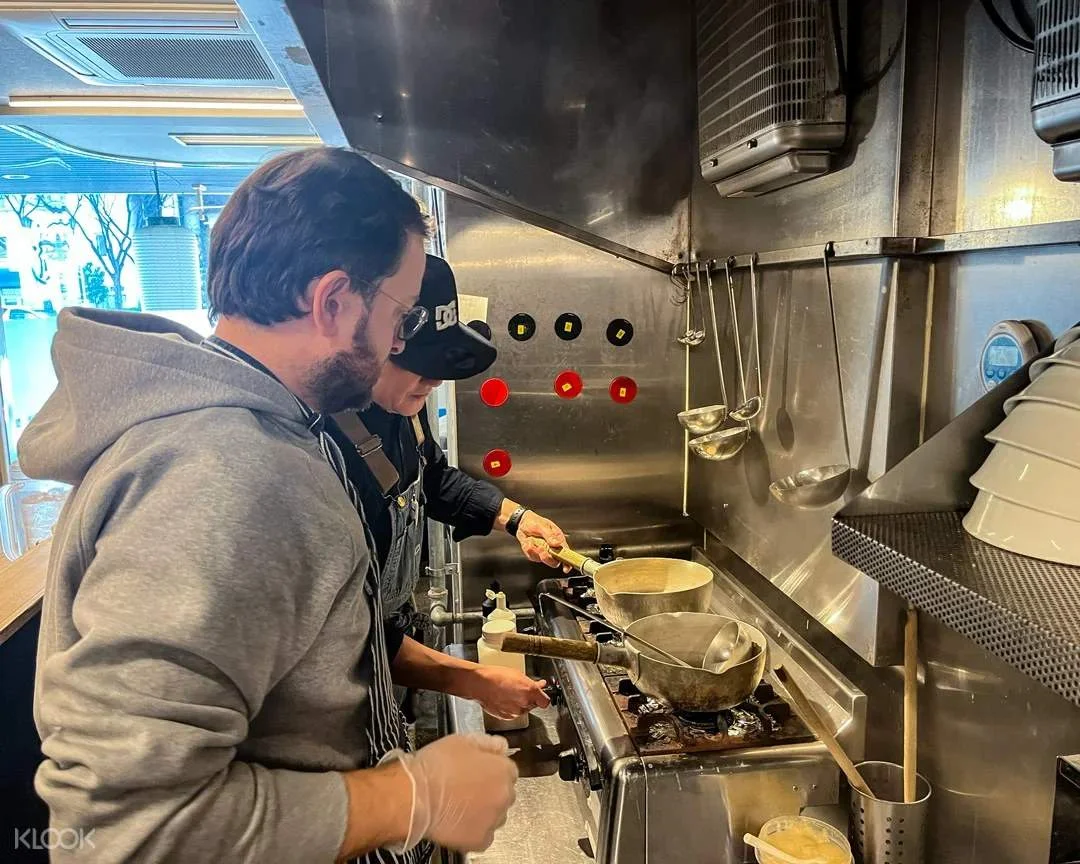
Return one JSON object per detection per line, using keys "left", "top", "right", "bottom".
{"left": 505, "top": 506, "right": 529, "bottom": 537}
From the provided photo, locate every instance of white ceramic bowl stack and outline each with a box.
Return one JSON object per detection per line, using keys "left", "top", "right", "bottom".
{"left": 963, "top": 328, "right": 1080, "bottom": 566}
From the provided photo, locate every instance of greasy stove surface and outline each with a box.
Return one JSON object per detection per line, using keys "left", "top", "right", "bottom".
{"left": 548, "top": 576, "right": 814, "bottom": 758}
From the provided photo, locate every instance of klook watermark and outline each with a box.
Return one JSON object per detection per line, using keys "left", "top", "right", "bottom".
{"left": 14, "top": 828, "right": 96, "bottom": 851}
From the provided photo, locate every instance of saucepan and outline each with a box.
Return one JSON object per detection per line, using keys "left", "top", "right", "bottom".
{"left": 547, "top": 544, "right": 714, "bottom": 629}
{"left": 493, "top": 612, "right": 769, "bottom": 712}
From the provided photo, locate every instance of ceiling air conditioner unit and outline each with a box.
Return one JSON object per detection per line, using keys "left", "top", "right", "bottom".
{"left": 697, "top": 0, "right": 848, "bottom": 197}
{"left": 0, "top": 2, "right": 287, "bottom": 88}
{"left": 1032, "top": 1, "right": 1080, "bottom": 180}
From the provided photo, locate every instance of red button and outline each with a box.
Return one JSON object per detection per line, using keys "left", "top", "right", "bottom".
{"left": 554, "top": 370, "right": 583, "bottom": 399}
{"left": 480, "top": 377, "right": 510, "bottom": 407}
{"left": 483, "top": 448, "right": 512, "bottom": 478}
{"left": 609, "top": 376, "right": 637, "bottom": 404}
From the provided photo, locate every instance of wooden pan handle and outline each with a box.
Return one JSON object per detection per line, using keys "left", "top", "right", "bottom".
{"left": 548, "top": 544, "right": 600, "bottom": 578}
{"left": 775, "top": 666, "right": 873, "bottom": 798}
{"left": 903, "top": 607, "right": 919, "bottom": 803}
{"left": 497, "top": 632, "right": 601, "bottom": 664}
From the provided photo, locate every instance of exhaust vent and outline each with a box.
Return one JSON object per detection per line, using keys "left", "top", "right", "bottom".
{"left": 697, "top": 0, "right": 847, "bottom": 197}
{"left": 1032, "top": 0, "right": 1080, "bottom": 180}
{"left": 0, "top": 3, "right": 286, "bottom": 88}
{"left": 77, "top": 35, "right": 273, "bottom": 81}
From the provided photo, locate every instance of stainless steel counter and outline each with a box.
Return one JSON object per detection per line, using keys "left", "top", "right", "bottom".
{"left": 444, "top": 646, "right": 593, "bottom": 864}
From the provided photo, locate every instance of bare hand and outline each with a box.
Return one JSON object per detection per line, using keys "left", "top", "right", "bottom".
{"left": 470, "top": 665, "right": 551, "bottom": 720}
{"left": 516, "top": 512, "right": 569, "bottom": 570}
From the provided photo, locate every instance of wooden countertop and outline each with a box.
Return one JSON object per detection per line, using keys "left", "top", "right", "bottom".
{"left": 0, "top": 538, "right": 51, "bottom": 644}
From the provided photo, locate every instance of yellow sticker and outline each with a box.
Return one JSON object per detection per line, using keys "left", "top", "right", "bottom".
{"left": 616, "top": 329, "right": 625, "bottom": 340}
{"left": 517, "top": 324, "right": 526, "bottom": 335}
{"left": 561, "top": 382, "right": 572, "bottom": 392}
{"left": 564, "top": 321, "right": 573, "bottom": 332}
{"left": 490, "top": 460, "right": 501, "bottom": 469}
{"left": 619, "top": 387, "right": 627, "bottom": 398}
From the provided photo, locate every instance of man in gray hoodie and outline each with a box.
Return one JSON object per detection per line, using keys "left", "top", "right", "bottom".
{"left": 18, "top": 148, "right": 518, "bottom": 863}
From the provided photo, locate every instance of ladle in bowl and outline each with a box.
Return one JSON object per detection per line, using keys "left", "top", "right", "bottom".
{"left": 769, "top": 244, "right": 853, "bottom": 509}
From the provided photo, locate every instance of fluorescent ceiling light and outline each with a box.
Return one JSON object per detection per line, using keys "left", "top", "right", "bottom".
{"left": 170, "top": 133, "right": 322, "bottom": 147}
{"left": 1, "top": 3, "right": 235, "bottom": 13}
{"left": 4, "top": 96, "right": 304, "bottom": 117}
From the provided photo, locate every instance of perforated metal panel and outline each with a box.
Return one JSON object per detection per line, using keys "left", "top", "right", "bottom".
{"left": 697, "top": 0, "right": 846, "bottom": 195}
{"left": 76, "top": 35, "right": 274, "bottom": 82}
{"left": 832, "top": 512, "right": 1080, "bottom": 708}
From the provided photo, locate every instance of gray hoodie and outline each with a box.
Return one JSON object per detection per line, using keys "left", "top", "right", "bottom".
{"left": 19, "top": 307, "right": 378, "bottom": 863}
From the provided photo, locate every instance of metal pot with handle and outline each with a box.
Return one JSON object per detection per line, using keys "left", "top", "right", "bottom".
{"left": 550, "top": 544, "right": 714, "bottom": 629}
{"left": 494, "top": 612, "right": 768, "bottom": 712}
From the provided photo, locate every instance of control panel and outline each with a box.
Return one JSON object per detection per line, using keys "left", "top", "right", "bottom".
{"left": 475, "top": 311, "right": 639, "bottom": 477}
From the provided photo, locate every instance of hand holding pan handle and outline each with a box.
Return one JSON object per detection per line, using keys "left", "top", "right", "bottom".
{"left": 538, "top": 541, "right": 600, "bottom": 576}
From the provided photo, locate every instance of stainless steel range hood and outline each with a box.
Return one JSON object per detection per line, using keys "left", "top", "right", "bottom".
{"left": 284, "top": 0, "right": 696, "bottom": 271}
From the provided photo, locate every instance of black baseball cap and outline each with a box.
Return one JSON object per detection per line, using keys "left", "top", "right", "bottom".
{"left": 393, "top": 254, "right": 497, "bottom": 381}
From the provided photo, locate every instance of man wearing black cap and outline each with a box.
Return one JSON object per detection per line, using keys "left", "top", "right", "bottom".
{"left": 326, "top": 254, "right": 565, "bottom": 721}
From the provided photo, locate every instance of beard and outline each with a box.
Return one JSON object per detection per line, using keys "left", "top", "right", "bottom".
{"left": 306, "top": 314, "right": 382, "bottom": 414}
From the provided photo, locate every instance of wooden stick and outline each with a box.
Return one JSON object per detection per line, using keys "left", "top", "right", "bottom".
{"left": 904, "top": 606, "right": 919, "bottom": 803}
{"left": 497, "top": 632, "right": 601, "bottom": 664}
{"left": 774, "top": 666, "right": 873, "bottom": 798}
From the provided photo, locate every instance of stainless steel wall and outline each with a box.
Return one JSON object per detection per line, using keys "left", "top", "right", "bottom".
{"left": 687, "top": 2, "right": 1080, "bottom": 861}
{"left": 443, "top": 195, "right": 693, "bottom": 612}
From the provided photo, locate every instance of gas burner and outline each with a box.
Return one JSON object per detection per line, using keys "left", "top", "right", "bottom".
{"left": 727, "top": 706, "right": 769, "bottom": 738}
{"left": 673, "top": 709, "right": 732, "bottom": 733}
{"left": 627, "top": 693, "right": 668, "bottom": 715}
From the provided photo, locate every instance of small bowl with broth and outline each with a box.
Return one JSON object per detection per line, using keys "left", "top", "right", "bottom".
{"left": 754, "top": 815, "right": 852, "bottom": 864}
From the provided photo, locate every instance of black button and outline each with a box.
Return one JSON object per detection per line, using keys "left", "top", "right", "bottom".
{"left": 606, "top": 318, "right": 634, "bottom": 346}
{"left": 507, "top": 313, "right": 536, "bottom": 342}
{"left": 467, "top": 320, "right": 493, "bottom": 341}
{"left": 554, "top": 312, "right": 583, "bottom": 341}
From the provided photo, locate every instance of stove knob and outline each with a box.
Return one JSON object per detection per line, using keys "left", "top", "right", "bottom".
{"left": 598, "top": 544, "right": 615, "bottom": 563}
{"left": 543, "top": 682, "right": 562, "bottom": 707}
{"left": 558, "top": 750, "right": 582, "bottom": 783}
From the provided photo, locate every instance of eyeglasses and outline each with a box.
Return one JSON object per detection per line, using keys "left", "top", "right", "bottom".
{"left": 375, "top": 288, "right": 429, "bottom": 341}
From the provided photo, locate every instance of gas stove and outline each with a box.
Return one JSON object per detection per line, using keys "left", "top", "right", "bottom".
{"left": 535, "top": 550, "right": 866, "bottom": 864}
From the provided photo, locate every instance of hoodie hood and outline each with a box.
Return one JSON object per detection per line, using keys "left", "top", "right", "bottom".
{"left": 18, "top": 307, "right": 308, "bottom": 486}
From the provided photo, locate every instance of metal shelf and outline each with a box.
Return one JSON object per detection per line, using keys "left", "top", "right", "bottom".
{"left": 832, "top": 511, "right": 1080, "bottom": 708}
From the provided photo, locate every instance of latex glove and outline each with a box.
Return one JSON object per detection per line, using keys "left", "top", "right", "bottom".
{"left": 515, "top": 511, "right": 570, "bottom": 570}
{"left": 380, "top": 734, "right": 517, "bottom": 853}
{"left": 470, "top": 665, "right": 551, "bottom": 720}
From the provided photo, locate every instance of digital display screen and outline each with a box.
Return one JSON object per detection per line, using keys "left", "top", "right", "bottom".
{"left": 987, "top": 344, "right": 1020, "bottom": 368}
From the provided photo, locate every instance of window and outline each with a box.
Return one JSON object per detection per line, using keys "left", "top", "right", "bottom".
{"left": 0, "top": 174, "right": 441, "bottom": 481}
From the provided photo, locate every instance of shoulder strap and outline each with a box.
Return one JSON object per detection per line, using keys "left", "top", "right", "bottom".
{"left": 410, "top": 414, "right": 425, "bottom": 448}
{"left": 331, "top": 412, "right": 400, "bottom": 496}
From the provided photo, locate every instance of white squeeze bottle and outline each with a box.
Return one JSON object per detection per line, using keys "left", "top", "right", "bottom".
{"left": 477, "top": 618, "right": 530, "bottom": 732}
{"left": 486, "top": 589, "right": 517, "bottom": 627}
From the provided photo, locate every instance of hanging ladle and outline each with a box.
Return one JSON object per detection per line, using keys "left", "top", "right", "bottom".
{"left": 675, "top": 262, "right": 706, "bottom": 347}
{"left": 689, "top": 264, "right": 747, "bottom": 460}
{"left": 769, "top": 243, "right": 853, "bottom": 509}
{"left": 725, "top": 258, "right": 760, "bottom": 423}
{"left": 673, "top": 260, "right": 725, "bottom": 436}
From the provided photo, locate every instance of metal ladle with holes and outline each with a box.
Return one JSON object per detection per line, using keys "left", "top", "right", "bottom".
{"left": 769, "top": 243, "right": 854, "bottom": 509}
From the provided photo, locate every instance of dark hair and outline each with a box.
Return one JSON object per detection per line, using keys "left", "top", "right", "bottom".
{"left": 208, "top": 147, "right": 427, "bottom": 325}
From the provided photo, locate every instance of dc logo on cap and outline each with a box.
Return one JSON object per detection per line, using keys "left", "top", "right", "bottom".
{"left": 435, "top": 300, "right": 458, "bottom": 331}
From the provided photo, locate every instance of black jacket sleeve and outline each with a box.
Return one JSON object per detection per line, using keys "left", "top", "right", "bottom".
{"left": 418, "top": 408, "right": 504, "bottom": 541}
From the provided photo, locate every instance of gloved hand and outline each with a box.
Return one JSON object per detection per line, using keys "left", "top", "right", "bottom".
{"left": 380, "top": 734, "right": 518, "bottom": 852}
